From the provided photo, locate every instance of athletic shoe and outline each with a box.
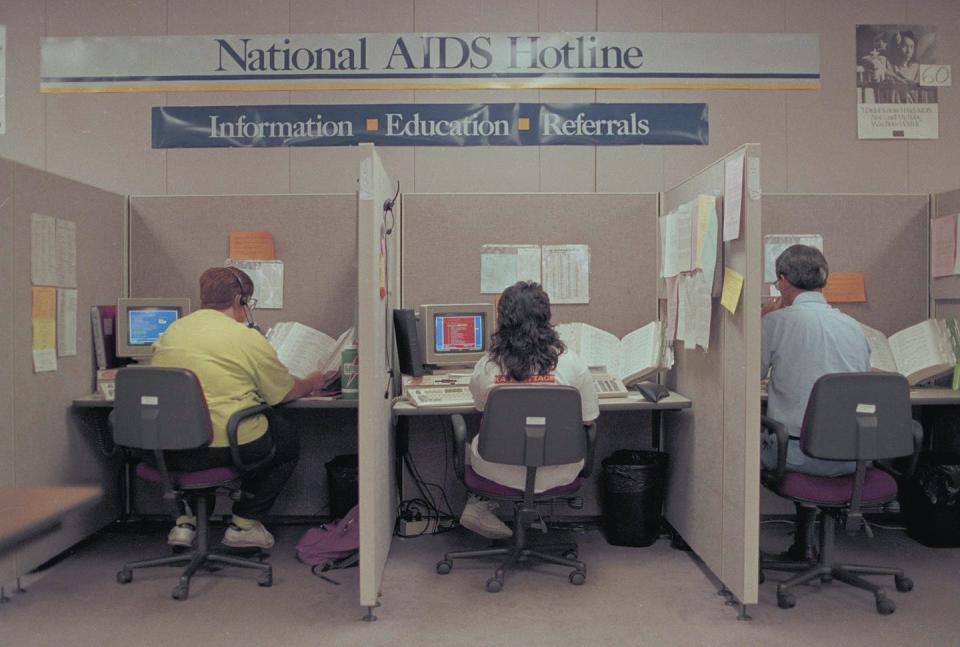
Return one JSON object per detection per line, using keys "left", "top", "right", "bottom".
{"left": 222, "top": 520, "right": 275, "bottom": 549}
{"left": 167, "top": 523, "right": 197, "bottom": 548}
{"left": 460, "top": 495, "right": 512, "bottom": 539}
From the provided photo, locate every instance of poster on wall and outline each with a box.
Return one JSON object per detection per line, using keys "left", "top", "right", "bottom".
{"left": 856, "top": 24, "right": 939, "bottom": 139}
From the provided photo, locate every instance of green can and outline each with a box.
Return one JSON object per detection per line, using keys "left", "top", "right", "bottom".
{"left": 341, "top": 344, "right": 359, "bottom": 399}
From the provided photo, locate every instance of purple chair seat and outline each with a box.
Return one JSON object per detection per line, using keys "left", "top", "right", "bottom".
{"left": 777, "top": 467, "right": 897, "bottom": 506}
{"left": 136, "top": 463, "right": 240, "bottom": 489}
{"left": 464, "top": 466, "right": 582, "bottom": 498}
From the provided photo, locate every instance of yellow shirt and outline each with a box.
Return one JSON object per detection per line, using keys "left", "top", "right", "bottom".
{"left": 151, "top": 309, "right": 295, "bottom": 447}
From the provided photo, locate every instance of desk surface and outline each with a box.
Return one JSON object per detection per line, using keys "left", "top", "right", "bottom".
{"left": 392, "top": 390, "right": 692, "bottom": 417}
{"left": 0, "top": 485, "right": 102, "bottom": 555}
{"left": 73, "top": 394, "right": 358, "bottom": 409}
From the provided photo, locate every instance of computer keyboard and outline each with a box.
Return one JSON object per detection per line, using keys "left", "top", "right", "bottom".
{"left": 406, "top": 386, "right": 475, "bottom": 408}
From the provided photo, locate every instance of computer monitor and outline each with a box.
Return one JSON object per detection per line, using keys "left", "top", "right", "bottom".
{"left": 115, "top": 298, "right": 191, "bottom": 361}
{"left": 421, "top": 303, "right": 495, "bottom": 370}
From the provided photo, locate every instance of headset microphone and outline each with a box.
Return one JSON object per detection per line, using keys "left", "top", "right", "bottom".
{"left": 227, "top": 267, "right": 262, "bottom": 332}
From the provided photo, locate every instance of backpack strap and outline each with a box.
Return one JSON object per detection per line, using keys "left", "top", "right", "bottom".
{"left": 309, "top": 551, "right": 360, "bottom": 585}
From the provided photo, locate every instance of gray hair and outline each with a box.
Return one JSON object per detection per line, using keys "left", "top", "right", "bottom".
{"left": 775, "top": 244, "right": 828, "bottom": 290}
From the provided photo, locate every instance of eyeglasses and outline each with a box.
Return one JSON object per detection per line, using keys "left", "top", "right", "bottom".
{"left": 246, "top": 297, "right": 258, "bottom": 310}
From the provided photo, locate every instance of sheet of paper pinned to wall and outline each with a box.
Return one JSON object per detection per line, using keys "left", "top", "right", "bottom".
{"left": 823, "top": 272, "right": 867, "bottom": 303}
{"left": 763, "top": 234, "right": 823, "bottom": 283}
{"left": 676, "top": 272, "right": 712, "bottom": 350}
{"left": 721, "top": 267, "right": 744, "bottom": 314}
{"left": 930, "top": 214, "right": 958, "bottom": 277}
{"left": 229, "top": 230, "right": 275, "bottom": 260}
{"left": 695, "top": 195, "right": 720, "bottom": 293}
{"left": 660, "top": 200, "right": 694, "bottom": 278}
{"left": 480, "top": 244, "right": 541, "bottom": 294}
{"left": 723, "top": 153, "right": 745, "bottom": 241}
{"left": 226, "top": 259, "right": 284, "bottom": 309}
{"left": 542, "top": 244, "right": 589, "bottom": 304}
{"left": 56, "top": 288, "right": 77, "bottom": 356}
{"left": 32, "top": 286, "right": 57, "bottom": 372}
{"left": 31, "top": 213, "right": 77, "bottom": 288}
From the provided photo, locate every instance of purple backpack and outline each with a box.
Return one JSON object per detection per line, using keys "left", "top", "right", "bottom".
{"left": 296, "top": 504, "right": 360, "bottom": 584}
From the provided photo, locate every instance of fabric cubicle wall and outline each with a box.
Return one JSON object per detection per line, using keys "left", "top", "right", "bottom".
{"left": 931, "top": 188, "right": 960, "bottom": 319}
{"left": 127, "top": 193, "right": 359, "bottom": 517}
{"left": 356, "top": 144, "right": 400, "bottom": 613}
{"left": 400, "top": 193, "right": 660, "bottom": 518}
{"left": 0, "top": 159, "right": 125, "bottom": 585}
{"left": 662, "top": 144, "right": 762, "bottom": 608}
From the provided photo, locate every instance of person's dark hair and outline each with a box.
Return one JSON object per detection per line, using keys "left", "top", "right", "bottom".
{"left": 775, "top": 245, "right": 829, "bottom": 291}
{"left": 199, "top": 267, "right": 253, "bottom": 309}
{"left": 489, "top": 281, "right": 565, "bottom": 381}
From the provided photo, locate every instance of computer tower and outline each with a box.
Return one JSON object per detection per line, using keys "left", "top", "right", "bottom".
{"left": 393, "top": 308, "right": 425, "bottom": 377}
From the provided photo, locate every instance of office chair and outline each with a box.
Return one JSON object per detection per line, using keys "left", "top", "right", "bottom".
{"left": 436, "top": 385, "right": 597, "bottom": 592}
{"left": 110, "top": 367, "right": 275, "bottom": 601}
{"left": 760, "top": 373, "right": 922, "bottom": 614}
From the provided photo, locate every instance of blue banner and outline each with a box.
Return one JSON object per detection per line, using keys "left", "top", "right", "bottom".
{"left": 151, "top": 103, "right": 707, "bottom": 148}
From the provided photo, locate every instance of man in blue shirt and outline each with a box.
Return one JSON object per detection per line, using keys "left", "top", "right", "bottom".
{"left": 761, "top": 244, "right": 871, "bottom": 559}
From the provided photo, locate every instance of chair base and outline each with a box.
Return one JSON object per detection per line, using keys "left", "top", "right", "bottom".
{"left": 760, "top": 509, "right": 912, "bottom": 615}
{"left": 115, "top": 496, "right": 272, "bottom": 600}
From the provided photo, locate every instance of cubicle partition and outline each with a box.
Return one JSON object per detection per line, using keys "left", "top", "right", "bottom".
{"left": 0, "top": 159, "right": 125, "bottom": 586}
{"left": 931, "top": 187, "right": 960, "bottom": 320}
{"left": 662, "top": 144, "right": 762, "bottom": 609}
{"left": 356, "top": 145, "right": 401, "bottom": 615}
{"left": 127, "top": 193, "right": 359, "bottom": 516}
{"left": 764, "top": 194, "right": 929, "bottom": 334}
{"left": 399, "top": 192, "right": 660, "bottom": 517}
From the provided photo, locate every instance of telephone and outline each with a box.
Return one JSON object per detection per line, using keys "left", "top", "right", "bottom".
{"left": 590, "top": 371, "right": 629, "bottom": 398}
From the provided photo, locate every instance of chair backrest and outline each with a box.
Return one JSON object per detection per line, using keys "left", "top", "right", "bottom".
{"left": 112, "top": 367, "right": 213, "bottom": 451}
{"left": 477, "top": 385, "right": 585, "bottom": 467}
{"left": 800, "top": 372, "right": 915, "bottom": 462}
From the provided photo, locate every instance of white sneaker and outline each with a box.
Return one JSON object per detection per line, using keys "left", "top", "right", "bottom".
{"left": 460, "top": 495, "right": 512, "bottom": 539}
{"left": 167, "top": 523, "right": 196, "bottom": 548}
{"left": 222, "top": 520, "right": 275, "bottom": 549}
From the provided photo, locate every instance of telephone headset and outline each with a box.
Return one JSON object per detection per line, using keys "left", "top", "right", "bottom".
{"left": 226, "top": 267, "right": 260, "bottom": 331}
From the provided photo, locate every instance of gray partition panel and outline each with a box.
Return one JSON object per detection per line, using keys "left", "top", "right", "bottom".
{"left": 128, "top": 194, "right": 357, "bottom": 336}
{"left": 764, "top": 194, "right": 929, "bottom": 335}
{"left": 931, "top": 188, "right": 960, "bottom": 308}
{"left": 402, "top": 193, "right": 659, "bottom": 336}
{"left": 9, "top": 161, "right": 125, "bottom": 576}
{"left": 0, "top": 160, "right": 14, "bottom": 584}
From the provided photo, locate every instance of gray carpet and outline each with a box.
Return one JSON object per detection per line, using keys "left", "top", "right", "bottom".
{"left": 0, "top": 521, "right": 957, "bottom": 646}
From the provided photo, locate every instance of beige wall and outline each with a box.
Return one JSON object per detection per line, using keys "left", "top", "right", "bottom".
{"left": 1, "top": 0, "right": 958, "bottom": 196}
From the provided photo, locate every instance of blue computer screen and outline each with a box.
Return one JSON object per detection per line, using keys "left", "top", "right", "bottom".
{"left": 128, "top": 308, "right": 180, "bottom": 345}
{"left": 433, "top": 313, "right": 484, "bottom": 353}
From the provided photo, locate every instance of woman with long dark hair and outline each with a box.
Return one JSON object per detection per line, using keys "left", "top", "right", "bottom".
{"left": 461, "top": 281, "right": 599, "bottom": 538}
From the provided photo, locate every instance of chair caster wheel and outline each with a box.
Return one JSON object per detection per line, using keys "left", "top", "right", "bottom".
{"left": 436, "top": 560, "right": 452, "bottom": 575}
{"left": 562, "top": 550, "right": 578, "bottom": 561}
{"left": 895, "top": 576, "right": 913, "bottom": 592}
{"left": 876, "top": 596, "right": 896, "bottom": 615}
{"left": 777, "top": 592, "right": 795, "bottom": 609}
{"left": 485, "top": 577, "right": 503, "bottom": 593}
{"left": 171, "top": 585, "right": 189, "bottom": 601}
{"left": 569, "top": 571, "right": 586, "bottom": 586}
{"left": 258, "top": 573, "right": 273, "bottom": 587}
{"left": 116, "top": 569, "right": 132, "bottom": 584}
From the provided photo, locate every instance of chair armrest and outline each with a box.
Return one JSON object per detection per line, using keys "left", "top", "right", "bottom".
{"left": 226, "top": 404, "right": 274, "bottom": 471}
{"left": 579, "top": 421, "right": 598, "bottom": 479}
{"left": 761, "top": 415, "right": 789, "bottom": 487}
{"left": 450, "top": 414, "right": 467, "bottom": 481}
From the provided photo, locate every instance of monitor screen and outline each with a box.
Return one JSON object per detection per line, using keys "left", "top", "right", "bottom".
{"left": 421, "top": 303, "right": 494, "bottom": 369}
{"left": 116, "top": 298, "right": 191, "bottom": 360}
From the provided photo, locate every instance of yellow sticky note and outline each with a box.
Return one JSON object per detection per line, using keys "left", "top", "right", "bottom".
{"left": 721, "top": 268, "right": 744, "bottom": 314}
{"left": 33, "top": 319, "right": 56, "bottom": 350}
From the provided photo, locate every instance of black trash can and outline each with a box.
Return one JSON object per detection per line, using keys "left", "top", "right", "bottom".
{"left": 902, "top": 453, "right": 960, "bottom": 547}
{"left": 325, "top": 454, "right": 359, "bottom": 520}
{"left": 601, "top": 449, "right": 668, "bottom": 547}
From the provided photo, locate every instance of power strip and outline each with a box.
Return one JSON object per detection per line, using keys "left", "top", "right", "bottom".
{"left": 399, "top": 517, "right": 455, "bottom": 536}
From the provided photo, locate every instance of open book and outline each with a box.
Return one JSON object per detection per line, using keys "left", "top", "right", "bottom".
{"left": 554, "top": 321, "right": 673, "bottom": 386}
{"left": 266, "top": 322, "right": 355, "bottom": 382}
{"left": 860, "top": 319, "right": 959, "bottom": 386}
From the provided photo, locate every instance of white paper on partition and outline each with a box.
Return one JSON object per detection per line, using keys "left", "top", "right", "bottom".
{"left": 542, "top": 245, "right": 590, "bottom": 304}
{"left": 664, "top": 276, "right": 679, "bottom": 344}
{"left": 660, "top": 201, "right": 694, "bottom": 278}
{"left": 225, "top": 259, "right": 284, "bottom": 309}
{"left": 723, "top": 154, "right": 745, "bottom": 241}
{"left": 56, "top": 288, "right": 77, "bottom": 356}
{"left": 695, "top": 196, "right": 719, "bottom": 293}
{"left": 33, "top": 349, "right": 57, "bottom": 372}
{"left": 763, "top": 234, "right": 823, "bottom": 283}
{"left": 480, "top": 244, "right": 541, "bottom": 293}
{"left": 55, "top": 219, "right": 77, "bottom": 287}
{"left": 31, "top": 213, "right": 58, "bottom": 286}
{"left": 688, "top": 272, "right": 712, "bottom": 351}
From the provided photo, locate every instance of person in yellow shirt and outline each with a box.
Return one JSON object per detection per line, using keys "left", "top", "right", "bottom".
{"left": 152, "top": 267, "right": 330, "bottom": 550}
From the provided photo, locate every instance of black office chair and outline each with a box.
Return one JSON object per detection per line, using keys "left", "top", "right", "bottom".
{"left": 110, "top": 367, "right": 275, "bottom": 600}
{"left": 436, "top": 384, "right": 597, "bottom": 592}
{"left": 760, "top": 372, "right": 922, "bottom": 614}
